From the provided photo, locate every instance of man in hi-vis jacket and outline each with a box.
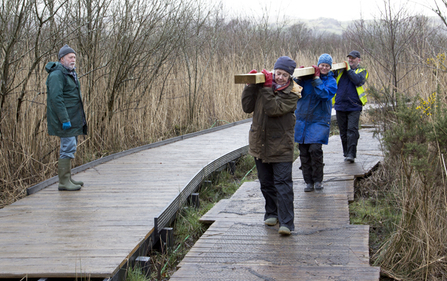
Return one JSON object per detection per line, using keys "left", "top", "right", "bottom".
{"left": 333, "top": 50, "right": 368, "bottom": 163}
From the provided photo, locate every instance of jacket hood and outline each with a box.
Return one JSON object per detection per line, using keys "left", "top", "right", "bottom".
{"left": 45, "top": 61, "right": 66, "bottom": 74}
{"left": 290, "top": 81, "right": 303, "bottom": 99}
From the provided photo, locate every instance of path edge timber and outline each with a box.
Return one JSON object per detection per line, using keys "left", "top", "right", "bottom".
{"left": 27, "top": 119, "right": 252, "bottom": 195}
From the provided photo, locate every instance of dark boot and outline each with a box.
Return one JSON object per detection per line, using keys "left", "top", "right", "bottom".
{"left": 304, "top": 183, "right": 314, "bottom": 192}
{"left": 314, "top": 182, "right": 324, "bottom": 190}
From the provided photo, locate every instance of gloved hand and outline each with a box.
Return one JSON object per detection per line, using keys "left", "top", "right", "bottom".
{"left": 312, "top": 65, "right": 320, "bottom": 78}
{"left": 62, "top": 121, "right": 71, "bottom": 130}
{"left": 249, "top": 69, "right": 257, "bottom": 74}
{"left": 344, "top": 61, "right": 351, "bottom": 71}
{"left": 299, "top": 66, "right": 305, "bottom": 68}
{"left": 261, "top": 69, "right": 273, "bottom": 87}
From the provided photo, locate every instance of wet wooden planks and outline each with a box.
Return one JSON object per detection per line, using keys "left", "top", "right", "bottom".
{"left": 170, "top": 264, "right": 380, "bottom": 281}
{"left": 0, "top": 121, "right": 251, "bottom": 279}
{"left": 171, "top": 128, "right": 382, "bottom": 280}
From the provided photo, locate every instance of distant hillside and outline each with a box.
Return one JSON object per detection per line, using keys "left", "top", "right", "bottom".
{"left": 289, "top": 16, "right": 441, "bottom": 35}
{"left": 289, "top": 17, "right": 351, "bottom": 35}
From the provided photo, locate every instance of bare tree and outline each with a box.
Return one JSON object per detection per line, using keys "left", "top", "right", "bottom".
{"left": 74, "top": 0, "right": 110, "bottom": 103}
{"left": 15, "top": 0, "right": 67, "bottom": 123}
{"left": 284, "top": 22, "right": 314, "bottom": 55}
{"left": 433, "top": 0, "right": 447, "bottom": 26}
{"left": 0, "top": 0, "right": 32, "bottom": 137}
{"left": 100, "top": 0, "right": 186, "bottom": 122}
{"left": 179, "top": 1, "right": 214, "bottom": 123}
{"left": 344, "top": 0, "right": 434, "bottom": 107}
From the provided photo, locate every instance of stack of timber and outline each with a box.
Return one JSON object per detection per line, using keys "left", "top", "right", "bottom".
{"left": 234, "top": 62, "right": 346, "bottom": 84}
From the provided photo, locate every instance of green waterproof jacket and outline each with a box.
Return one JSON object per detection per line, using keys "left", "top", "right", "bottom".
{"left": 45, "top": 62, "right": 87, "bottom": 137}
{"left": 242, "top": 80, "right": 302, "bottom": 163}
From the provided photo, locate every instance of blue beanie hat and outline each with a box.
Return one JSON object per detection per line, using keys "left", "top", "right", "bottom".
{"left": 317, "top": 53, "right": 333, "bottom": 68}
{"left": 58, "top": 44, "right": 76, "bottom": 60}
{"left": 274, "top": 56, "right": 296, "bottom": 75}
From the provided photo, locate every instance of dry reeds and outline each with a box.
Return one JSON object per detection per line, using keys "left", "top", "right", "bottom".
{"left": 0, "top": 32, "right": 319, "bottom": 209}
{"left": 1, "top": 0, "right": 447, "bottom": 278}
{"left": 367, "top": 70, "right": 447, "bottom": 279}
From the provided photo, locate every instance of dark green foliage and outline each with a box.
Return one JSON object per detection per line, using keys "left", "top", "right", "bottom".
{"left": 362, "top": 91, "right": 447, "bottom": 280}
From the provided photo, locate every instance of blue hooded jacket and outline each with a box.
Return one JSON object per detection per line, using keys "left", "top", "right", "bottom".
{"left": 294, "top": 72, "right": 337, "bottom": 145}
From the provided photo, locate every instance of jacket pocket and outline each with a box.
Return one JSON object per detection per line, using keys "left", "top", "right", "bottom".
{"left": 249, "top": 124, "right": 262, "bottom": 156}
{"left": 266, "top": 129, "right": 293, "bottom": 160}
{"left": 67, "top": 103, "right": 83, "bottom": 127}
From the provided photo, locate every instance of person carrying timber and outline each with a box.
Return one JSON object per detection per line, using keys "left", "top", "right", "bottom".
{"left": 46, "top": 44, "right": 87, "bottom": 191}
{"left": 333, "top": 50, "right": 368, "bottom": 163}
{"left": 242, "top": 56, "right": 302, "bottom": 235}
{"left": 293, "top": 54, "right": 337, "bottom": 192}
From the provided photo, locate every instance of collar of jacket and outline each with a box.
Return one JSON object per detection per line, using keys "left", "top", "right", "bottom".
{"left": 274, "top": 80, "right": 291, "bottom": 92}
{"left": 274, "top": 79, "right": 302, "bottom": 98}
{"left": 321, "top": 71, "right": 334, "bottom": 79}
{"left": 351, "top": 64, "right": 364, "bottom": 71}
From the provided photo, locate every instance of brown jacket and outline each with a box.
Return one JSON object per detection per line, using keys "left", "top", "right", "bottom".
{"left": 242, "top": 80, "right": 302, "bottom": 163}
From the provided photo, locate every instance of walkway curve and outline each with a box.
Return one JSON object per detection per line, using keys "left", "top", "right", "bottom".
{"left": 0, "top": 120, "right": 251, "bottom": 280}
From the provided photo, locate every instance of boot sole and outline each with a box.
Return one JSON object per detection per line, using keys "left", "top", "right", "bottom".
{"left": 278, "top": 227, "right": 291, "bottom": 235}
{"left": 58, "top": 186, "right": 81, "bottom": 191}
{"left": 264, "top": 218, "right": 278, "bottom": 226}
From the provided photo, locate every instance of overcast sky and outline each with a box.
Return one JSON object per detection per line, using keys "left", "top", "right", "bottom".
{"left": 208, "top": 0, "right": 436, "bottom": 22}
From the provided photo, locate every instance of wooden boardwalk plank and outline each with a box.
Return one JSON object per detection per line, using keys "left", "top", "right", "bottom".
{"left": 172, "top": 128, "right": 382, "bottom": 280}
{"left": 0, "top": 121, "right": 251, "bottom": 279}
{"left": 170, "top": 264, "right": 380, "bottom": 281}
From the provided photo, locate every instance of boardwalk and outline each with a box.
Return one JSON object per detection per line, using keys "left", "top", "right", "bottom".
{"left": 171, "top": 128, "right": 382, "bottom": 280}
{"left": 0, "top": 120, "right": 251, "bottom": 280}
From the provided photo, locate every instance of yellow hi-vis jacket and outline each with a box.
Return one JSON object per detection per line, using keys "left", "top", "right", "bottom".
{"left": 333, "top": 67, "right": 368, "bottom": 106}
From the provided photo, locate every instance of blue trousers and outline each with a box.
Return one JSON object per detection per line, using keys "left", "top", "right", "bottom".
{"left": 255, "top": 158, "right": 295, "bottom": 231}
{"left": 60, "top": 136, "right": 77, "bottom": 159}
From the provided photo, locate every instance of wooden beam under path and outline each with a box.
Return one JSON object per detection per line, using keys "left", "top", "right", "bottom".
{"left": 234, "top": 62, "right": 346, "bottom": 84}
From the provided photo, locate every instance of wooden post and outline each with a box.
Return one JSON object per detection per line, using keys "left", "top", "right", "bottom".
{"left": 160, "top": 227, "right": 174, "bottom": 250}
{"left": 188, "top": 192, "right": 200, "bottom": 208}
{"left": 227, "top": 160, "right": 236, "bottom": 175}
{"left": 135, "top": 256, "right": 151, "bottom": 275}
{"left": 234, "top": 62, "right": 346, "bottom": 84}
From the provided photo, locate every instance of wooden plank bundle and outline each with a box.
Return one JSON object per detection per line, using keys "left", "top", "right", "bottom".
{"left": 234, "top": 62, "right": 346, "bottom": 84}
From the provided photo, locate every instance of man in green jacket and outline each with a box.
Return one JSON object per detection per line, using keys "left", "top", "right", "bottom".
{"left": 46, "top": 45, "right": 87, "bottom": 191}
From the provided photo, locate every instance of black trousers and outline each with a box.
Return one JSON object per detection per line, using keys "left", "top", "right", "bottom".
{"left": 336, "top": 110, "right": 361, "bottom": 158}
{"left": 255, "top": 158, "right": 295, "bottom": 231}
{"left": 298, "top": 143, "right": 323, "bottom": 184}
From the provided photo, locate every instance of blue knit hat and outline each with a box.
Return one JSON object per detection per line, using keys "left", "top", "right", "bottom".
{"left": 58, "top": 44, "right": 76, "bottom": 60}
{"left": 274, "top": 56, "right": 296, "bottom": 75}
{"left": 317, "top": 53, "right": 333, "bottom": 68}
